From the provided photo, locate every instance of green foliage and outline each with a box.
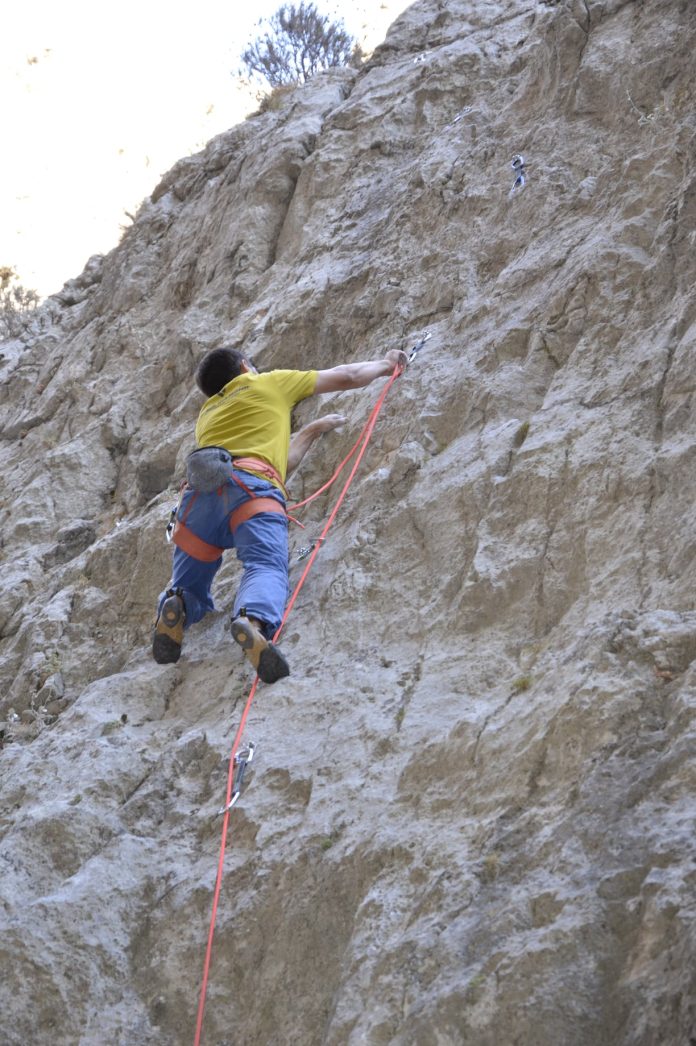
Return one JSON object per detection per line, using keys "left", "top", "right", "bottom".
{"left": 479, "top": 853, "right": 500, "bottom": 883}
{"left": 0, "top": 265, "right": 39, "bottom": 339}
{"left": 318, "top": 823, "right": 344, "bottom": 851}
{"left": 465, "top": 973, "right": 486, "bottom": 1003}
{"left": 101, "top": 719, "right": 125, "bottom": 736}
{"left": 240, "top": 3, "right": 358, "bottom": 89}
{"left": 513, "top": 420, "right": 530, "bottom": 447}
{"left": 253, "top": 83, "right": 296, "bottom": 115}
{"left": 37, "top": 650, "right": 62, "bottom": 690}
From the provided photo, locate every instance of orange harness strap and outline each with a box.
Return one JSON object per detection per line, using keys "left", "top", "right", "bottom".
{"left": 171, "top": 491, "right": 223, "bottom": 562}
{"left": 229, "top": 496, "right": 286, "bottom": 533}
{"left": 232, "top": 457, "right": 289, "bottom": 499}
{"left": 172, "top": 521, "right": 223, "bottom": 562}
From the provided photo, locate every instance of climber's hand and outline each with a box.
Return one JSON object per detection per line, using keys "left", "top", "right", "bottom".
{"left": 312, "top": 413, "right": 347, "bottom": 433}
{"left": 385, "top": 348, "right": 408, "bottom": 374}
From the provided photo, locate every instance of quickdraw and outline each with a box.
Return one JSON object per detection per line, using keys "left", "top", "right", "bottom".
{"left": 217, "top": 742, "right": 256, "bottom": 814}
{"left": 165, "top": 507, "right": 177, "bottom": 543}
{"left": 511, "top": 154, "right": 526, "bottom": 192}
{"left": 295, "top": 538, "right": 323, "bottom": 562}
{"left": 165, "top": 481, "right": 188, "bottom": 543}
{"left": 450, "top": 106, "right": 474, "bottom": 125}
{"left": 407, "top": 331, "right": 432, "bottom": 363}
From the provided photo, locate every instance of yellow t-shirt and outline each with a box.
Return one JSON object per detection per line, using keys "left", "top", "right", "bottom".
{"left": 195, "top": 369, "right": 318, "bottom": 486}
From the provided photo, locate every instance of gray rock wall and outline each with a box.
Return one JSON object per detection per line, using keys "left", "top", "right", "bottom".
{"left": 1, "top": 1, "right": 695, "bottom": 1043}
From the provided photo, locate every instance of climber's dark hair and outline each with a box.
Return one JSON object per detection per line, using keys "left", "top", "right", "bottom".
{"left": 195, "top": 347, "right": 248, "bottom": 397}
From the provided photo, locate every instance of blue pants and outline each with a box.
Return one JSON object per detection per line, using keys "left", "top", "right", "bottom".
{"left": 158, "top": 472, "right": 289, "bottom": 639}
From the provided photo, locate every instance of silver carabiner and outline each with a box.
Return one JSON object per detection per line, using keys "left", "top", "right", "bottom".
{"left": 165, "top": 507, "right": 177, "bottom": 543}
{"left": 217, "top": 742, "right": 256, "bottom": 815}
{"left": 408, "top": 331, "right": 432, "bottom": 363}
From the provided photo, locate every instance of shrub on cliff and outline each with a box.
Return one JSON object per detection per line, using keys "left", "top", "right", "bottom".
{"left": 240, "top": 2, "right": 359, "bottom": 89}
{"left": 0, "top": 266, "right": 39, "bottom": 339}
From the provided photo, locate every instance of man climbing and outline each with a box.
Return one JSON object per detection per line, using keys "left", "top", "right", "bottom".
{"left": 153, "top": 345, "right": 407, "bottom": 682}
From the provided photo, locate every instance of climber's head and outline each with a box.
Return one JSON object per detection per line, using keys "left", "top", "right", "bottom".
{"left": 195, "top": 347, "right": 256, "bottom": 396}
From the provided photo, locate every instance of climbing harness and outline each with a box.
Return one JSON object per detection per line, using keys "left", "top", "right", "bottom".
{"left": 229, "top": 495, "right": 287, "bottom": 532}
{"left": 164, "top": 454, "right": 300, "bottom": 561}
{"left": 185, "top": 446, "right": 288, "bottom": 498}
{"left": 231, "top": 456, "right": 288, "bottom": 498}
{"left": 217, "top": 742, "right": 256, "bottom": 814}
{"left": 192, "top": 361, "right": 404, "bottom": 1046}
{"left": 170, "top": 491, "right": 224, "bottom": 562}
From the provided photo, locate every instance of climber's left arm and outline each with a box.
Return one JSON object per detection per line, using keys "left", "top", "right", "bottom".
{"left": 287, "top": 414, "right": 346, "bottom": 477}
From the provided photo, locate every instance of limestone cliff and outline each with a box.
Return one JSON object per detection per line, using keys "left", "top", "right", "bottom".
{"left": 1, "top": 1, "right": 695, "bottom": 1043}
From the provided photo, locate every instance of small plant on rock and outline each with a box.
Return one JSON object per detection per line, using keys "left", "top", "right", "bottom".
{"left": 479, "top": 853, "right": 500, "bottom": 883}
{"left": 0, "top": 266, "right": 39, "bottom": 339}
{"left": 254, "top": 83, "right": 296, "bottom": 114}
{"left": 513, "top": 420, "right": 530, "bottom": 448}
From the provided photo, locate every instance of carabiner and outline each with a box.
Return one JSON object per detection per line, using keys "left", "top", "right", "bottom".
{"left": 165, "top": 506, "right": 177, "bottom": 543}
{"left": 407, "top": 331, "right": 432, "bottom": 363}
{"left": 218, "top": 742, "right": 256, "bottom": 815}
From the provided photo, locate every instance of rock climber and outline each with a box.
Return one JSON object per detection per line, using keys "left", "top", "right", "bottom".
{"left": 153, "top": 345, "right": 408, "bottom": 682}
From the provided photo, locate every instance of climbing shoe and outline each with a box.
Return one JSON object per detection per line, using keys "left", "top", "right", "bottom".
{"left": 231, "top": 615, "right": 290, "bottom": 684}
{"left": 153, "top": 591, "right": 185, "bottom": 664}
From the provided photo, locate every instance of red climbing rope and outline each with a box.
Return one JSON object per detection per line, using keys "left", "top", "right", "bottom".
{"left": 288, "top": 403, "right": 380, "bottom": 512}
{"left": 193, "top": 364, "right": 402, "bottom": 1046}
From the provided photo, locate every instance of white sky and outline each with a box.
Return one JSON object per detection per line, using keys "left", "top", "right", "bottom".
{"left": 2, "top": 1, "right": 407, "bottom": 299}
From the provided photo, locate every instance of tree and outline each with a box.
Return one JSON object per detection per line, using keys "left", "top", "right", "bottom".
{"left": 240, "top": 3, "right": 358, "bottom": 89}
{"left": 0, "top": 266, "right": 39, "bottom": 340}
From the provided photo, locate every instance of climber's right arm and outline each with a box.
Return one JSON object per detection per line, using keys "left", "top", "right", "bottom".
{"left": 314, "top": 350, "right": 407, "bottom": 394}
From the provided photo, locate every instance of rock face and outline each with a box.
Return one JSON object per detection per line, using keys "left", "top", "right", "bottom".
{"left": 1, "top": 1, "right": 695, "bottom": 1043}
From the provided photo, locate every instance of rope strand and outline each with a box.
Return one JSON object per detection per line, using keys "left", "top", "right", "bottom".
{"left": 288, "top": 400, "right": 380, "bottom": 511}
